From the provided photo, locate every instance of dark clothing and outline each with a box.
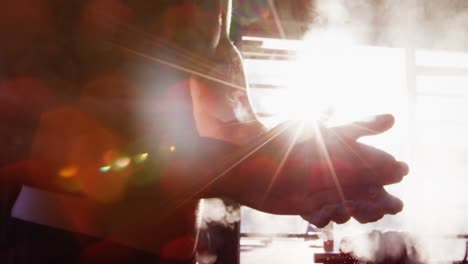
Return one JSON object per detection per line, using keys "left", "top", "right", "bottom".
{"left": 3, "top": 218, "right": 162, "bottom": 264}
{"left": 0, "top": 64, "right": 198, "bottom": 263}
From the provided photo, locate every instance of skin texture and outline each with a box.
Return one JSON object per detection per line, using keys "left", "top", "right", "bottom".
{"left": 0, "top": 0, "right": 409, "bottom": 256}
{"left": 193, "top": 115, "right": 408, "bottom": 227}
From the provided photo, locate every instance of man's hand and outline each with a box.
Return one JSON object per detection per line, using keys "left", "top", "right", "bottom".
{"left": 300, "top": 185, "right": 404, "bottom": 227}
{"left": 219, "top": 114, "right": 408, "bottom": 227}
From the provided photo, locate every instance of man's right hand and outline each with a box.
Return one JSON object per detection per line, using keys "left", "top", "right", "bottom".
{"left": 216, "top": 114, "right": 408, "bottom": 227}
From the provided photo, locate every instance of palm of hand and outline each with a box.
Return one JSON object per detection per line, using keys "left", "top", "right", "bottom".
{"left": 229, "top": 117, "right": 408, "bottom": 227}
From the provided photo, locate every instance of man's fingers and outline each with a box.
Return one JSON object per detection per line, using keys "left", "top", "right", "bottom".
{"left": 301, "top": 210, "right": 331, "bottom": 228}
{"left": 371, "top": 187, "right": 404, "bottom": 215}
{"left": 348, "top": 143, "right": 397, "bottom": 169}
{"left": 300, "top": 189, "right": 344, "bottom": 213}
{"left": 349, "top": 186, "right": 403, "bottom": 223}
{"left": 300, "top": 185, "right": 404, "bottom": 226}
{"left": 353, "top": 202, "right": 385, "bottom": 223}
{"left": 324, "top": 203, "right": 352, "bottom": 224}
{"left": 350, "top": 161, "right": 409, "bottom": 186}
{"left": 315, "top": 160, "right": 409, "bottom": 190}
{"left": 330, "top": 114, "right": 395, "bottom": 140}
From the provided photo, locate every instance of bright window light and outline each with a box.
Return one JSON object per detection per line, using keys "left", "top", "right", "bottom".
{"left": 241, "top": 35, "right": 409, "bottom": 237}
{"left": 244, "top": 35, "right": 407, "bottom": 131}
{"left": 241, "top": 35, "right": 468, "bottom": 260}
{"left": 416, "top": 50, "right": 468, "bottom": 69}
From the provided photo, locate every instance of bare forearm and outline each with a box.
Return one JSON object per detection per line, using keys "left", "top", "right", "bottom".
{"left": 156, "top": 124, "right": 290, "bottom": 204}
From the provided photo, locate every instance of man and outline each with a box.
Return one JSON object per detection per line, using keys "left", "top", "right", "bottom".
{"left": 0, "top": 0, "right": 408, "bottom": 262}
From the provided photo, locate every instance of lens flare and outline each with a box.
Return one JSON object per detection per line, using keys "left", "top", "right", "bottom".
{"left": 58, "top": 166, "right": 79, "bottom": 178}
{"left": 133, "top": 152, "right": 149, "bottom": 164}
{"left": 99, "top": 165, "right": 112, "bottom": 173}
{"left": 113, "top": 156, "right": 131, "bottom": 170}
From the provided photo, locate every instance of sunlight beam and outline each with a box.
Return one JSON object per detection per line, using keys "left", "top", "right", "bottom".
{"left": 313, "top": 124, "right": 346, "bottom": 205}
{"left": 260, "top": 122, "right": 304, "bottom": 208}
{"left": 163, "top": 122, "right": 297, "bottom": 219}
{"left": 111, "top": 43, "right": 246, "bottom": 91}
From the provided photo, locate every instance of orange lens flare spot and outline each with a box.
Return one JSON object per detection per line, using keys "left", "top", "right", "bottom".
{"left": 170, "top": 145, "right": 176, "bottom": 152}
{"left": 58, "top": 166, "right": 79, "bottom": 178}
{"left": 102, "top": 149, "right": 119, "bottom": 164}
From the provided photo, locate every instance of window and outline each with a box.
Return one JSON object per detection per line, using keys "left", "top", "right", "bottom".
{"left": 239, "top": 36, "right": 468, "bottom": 261}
